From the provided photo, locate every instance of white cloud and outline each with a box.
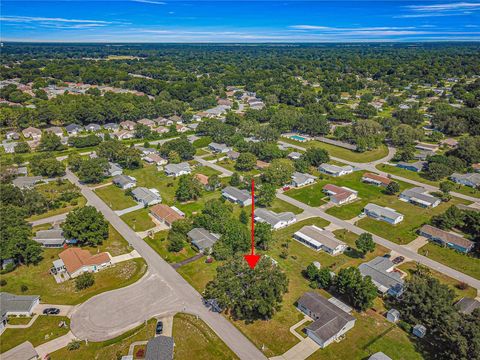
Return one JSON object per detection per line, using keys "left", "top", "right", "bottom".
{"left": 406, "top": 2, "right": 480, "bottom": 12}
{"left": 290, "top": 25, "right": 417, "bottom": 31}
{"left": 0, "top": 16, "right": 112, "bottom": 24}
{"left": 132, "top": 0, "right": 167, "bottom": 5}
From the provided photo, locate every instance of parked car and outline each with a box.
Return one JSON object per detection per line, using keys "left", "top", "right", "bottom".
{"left": 43, "top": 308, "right": 60, "bottom": 315}
{"left": 156, "top": 320, "right": 163, "bottom": 335}
{"left": 392, "top": 256, "right": 405, "bottom": 264}
{"left": 282, "top": 186, "right": 291, "bottom": 191}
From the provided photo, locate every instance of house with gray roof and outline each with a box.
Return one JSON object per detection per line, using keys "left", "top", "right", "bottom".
{"left": 221, "top": 186, "right": 252, "bottom": 207}
{"left": 287, "top": 151, "right": 302, "bottom": 160}
{"left": 396, "top": 161, "right": 426, "bottom": 173}
{"left": 145, "top": 335, "right": 174, "bottom": 360}
{"left": 455, "top": 297, "right": 480, "bottom": 315}
{"left": 450, "top": 172, "right": 480, "bottom": 188}
{"left": 296, "top": 292, "right": 356, "bottom": 348}
{"left": 369, "top": 352, "right": 392, "bottom": 360}
{"left": 107, "top": 162, "right": 123, "bottom": 177}
{"left": 131, "top": 187, "right": 161, "bottom": 206}
{"left": 85, "top": 123, "right": 101, "bottom": 132}
{"left": 103, "top": 123, "right": 119, "bottom": 131}
{"left": 33, "top": 229, "right": 65, "bottom": 248}
{"left": 187, "top": 228, "right": 220, "bottom": 253}
{"left": 359, "top": 256, "right": 404, "bottom": 297}
{"left": 291, "top": 172, "right": 317, "bottom": 187}
{"left": 65, "top": 124, "right": 82, "bottom": 136}
{"left": 0, "top": 292, "right": 40, "bottom": 317}
{"left": 293, "top": 225, "right": 347, "bottom": 255}
{"left": 399, "top": 187, "right": 441, "bottom": 208}
{"left": 12, "top": 176, "right": 43, "bottom": 189}
{"left": 363, "top": 203, "right": 404, "bottom": 225}
{"left": 112, "top": 175, "right": 137, "bottom": 190}
{"left": 164, "top": 162, "right": 191, "bottom": 177}
{"left": 254, "top": 208, "right": 296, "bottom": 230}
{"left": 0, "top": 341, "right": 38, "bottom": 360}
{"left": 318, "top": 163, "right": 353, "bottom": 177}
{"left": 208, "top": 142, "right": 231, "bottom": 153}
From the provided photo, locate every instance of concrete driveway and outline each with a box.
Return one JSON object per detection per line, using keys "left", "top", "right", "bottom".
{"left": 33, "top": 304, "right": 75, "bottom": 317}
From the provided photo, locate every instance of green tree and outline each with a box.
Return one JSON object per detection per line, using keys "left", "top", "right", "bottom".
{"left": 176, "top": 175, "right": 202, "bottom": 202}
{"left": 235, "top": 152, "right": 257, "bottom": 171}
{"left": 229, "top": 172, "right": 241, "bottom": 186}
{"left": 385, "top": 181, "right": 400, "bottom": 195}
{"left": 14, "top": 142, "right": 30, "bottom": 153}
{"left": 207, "top": 174, "right": 220, "bottom": 190}
{"left": 262, "top": 159, "right": 294, "bottom": 187}
{"left": 62, "top": 206, "right": 109, "bottom": 246}
{"left": 239, "top": 209, "right": 249, "bottom": 224}
{"left": 160, "top": 136, "right": 195, "bottom": 161}
{"left": 303, "top": 148, "right": 330, "bottom": 167}
{"left": 335, "top": 267, "right": 377, "bottom": 311}
{"left": 168, "top": 231, "right": 185, "bottom": 252}
{"left": 39, "top": 132, "right": 65, "bottom": 152}
{"left": 440, "top": 181, "right": 454, "bottom": 194}
{"left": 78, "top": 157, "right": 108, "bottom": 184}
{"left": 75, "top": 272, "right": 95, "bottom": 290}
{"left": 254, "top": 222, "right": 273, "bottom": 250}
{"left": 256, "top": 183, "right": 276, "bottom": 207}
{"left": 355, "top": 233, "right": 376, "bottom": 257}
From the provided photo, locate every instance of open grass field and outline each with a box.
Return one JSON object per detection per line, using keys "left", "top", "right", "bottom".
{"left": 376, "top": 164, "right": 480, "bottom": 198}
{"left": 177, "top": 257, "right": 220, "bottom": 293}
{"left": 1, "top": 249, "right": 147, "bottom": 304}
{"left": 27, "top": 191, "right": 87, "bottom": 222}
{"left": 175, "top": 190, "right": 222, "bottom": 216}
{"left": 0, "top": 316, "right": 70, "bottom": 352}
{"left": 49, "top": 319, "right": 157, "bottom": 359}
{"left": 419, "top": 242, "right": 480, "bottom": 280}
{"left": 268, "top": 197, "right": 303, "bottom": 215}
{"left": 95, "top": 185, "right": 137, "bottom": 210}
{"left": 173, "top": 313, "right": 239, "bottom": 360}
{"left": 144, "top": 230, "right": 198, "bottom": 264}
{"left": 398, "top": 262, "right": 477, "bottom": 299}
{"left": 120, "top": 208, "right": 156, "bottom": 232}
{"left": 96, "top": 225, "right": 133, "bottom": 256}
{"left": 307, "top": 311, "right": 422, "bottom": 360}
{"left": 216, "top": 158, "right": 261, "bottom": 176}
{"left": 281, "top": 137, "right": 389, "bottom": 163}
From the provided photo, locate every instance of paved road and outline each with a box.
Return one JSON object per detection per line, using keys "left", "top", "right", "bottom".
{"left": 278, "top": 140, "right": 479, "bottom": 203}
{"left": 276, "top": 192, "right": 480, "bottom": 290}
{"left": 29, "top": 213, "right": 68, "bottom": 227}
{"left": 65, "top": 170, "right": 266, "bottom": 360}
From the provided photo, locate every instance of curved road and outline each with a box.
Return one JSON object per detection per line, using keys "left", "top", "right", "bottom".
{"left": 65, "top": 170, "right": 267, "bottom": 360}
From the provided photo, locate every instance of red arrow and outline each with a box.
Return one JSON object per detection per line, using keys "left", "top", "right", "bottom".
{"left": 244, "top": 178, "right": 261, "bottom": 269}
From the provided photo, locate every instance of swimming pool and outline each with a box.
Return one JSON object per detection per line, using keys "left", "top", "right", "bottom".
{"left": 290, "top": 135, "right": 306, "bottom": 142}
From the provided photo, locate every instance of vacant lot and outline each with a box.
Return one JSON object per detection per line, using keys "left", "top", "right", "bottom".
{"left": 144, "top": 230, "right": 198, "bottom": 264}
{"left": 95, "top": 185, "right": 137, "bottom": 210}
{"left": 419, "top": 242, "right": 480, "bottom": 280}
{"left": 0, "top": 316, "right": 70, "bottom": 352}
{"left": 268, "top": 197, "right": 303, "bottom": 215}
{"left": 121, "top": 208, "right": 156, "bottom": 232}
{"left": 173, "top": 313, "right": 239, "bottom": 360}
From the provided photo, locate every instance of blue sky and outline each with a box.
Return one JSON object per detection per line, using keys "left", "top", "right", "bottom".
{"left": 2, "top": 1, "right": 480, "bottom": 42}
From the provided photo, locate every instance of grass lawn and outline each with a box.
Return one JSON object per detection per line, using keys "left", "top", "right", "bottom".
{"left": 6, "top": 316, "right": 32, "bottom": 325}
{"left": 194, "top": 164, "right": 222, "bottom": 177}
{"left": 281, "top": 138, "right": 389, "bottom": 163}
{"left": 144, "top": 230, "right": 198, "bottom": 264}
{"left": 307, "top": 311, "right": 422, "bottom": 360}
{"left": 193, "top": 136, "right": 212, "bottom": 148}
{"left": 0, "top": 316, "right": 70, "bottom": 352}
{"left": 175, "top": 191, "right": 222, "bottom": 217}
{"left": 419, "top": 242, "right": 480, "bottom": 280}
{"left": 95, "top": 185, "right": 137, "bottom": 210}
{"left": 195, "top": 147, "right": 210, "bottom": 156}
{"left": 376, "top": 164, "right": 480, "bottom": 198}
{"left": 398, "top": 262, "right": 477, "bottom": 299}
{"left": 216, "top": 158, "right": 261, "bottom": 176}
{"left": 27, "top": 196, "right": 87, "bottom": 222}
{"left": 121, "top": 208, "right": 156, "bottom": 232}
{"left": 1, "top": 250, "right": 147, "bottom": 304}
{"left": 173, "top": 313, "right": 239, "bottom": 360}
{"left": 294, "top": 320, "right": 313, "bottom": 338}
{"left": 268, "top": 198, "right": 303, "bottom": 215}
{"left": 177, "top": 258, "right": 220, "bottom": 293}
{"left": 49, "top": 319, "right": 157, "bottom": 359}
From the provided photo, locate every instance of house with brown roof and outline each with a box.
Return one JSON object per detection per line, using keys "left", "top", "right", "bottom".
{"left": 175, "top": 124, "right": 188, "bottom": 133}
{"left": 323, "top": 184, "right": 358, "bottom": 205}
{"left": 22, "top": 127, "right": 42, "bottom": 140}
{"left": 144, "top": 153, "right": 168, "bottom": 166}
{"left": 150, "top": 204, "right": 184, "bottom": 227}
{"left": 120, "top": 120, "right": 136, "bottom": 131}
{"left": 137, "top": 119, "right": 156, "bottom": 128}
{"left": 53, "top": 248, "right": 111, "bottom": 279}
{"left": 419, "top": 224, "right": 474, "bottom": 254}
{"left": 194, "top": 173, "right": 209, "bottom": 187}
{"left": 362, "top": 173, "right": 391, "bottom": 187}
{"left": 256, "top": 160, "right": 270, "bottom": 170}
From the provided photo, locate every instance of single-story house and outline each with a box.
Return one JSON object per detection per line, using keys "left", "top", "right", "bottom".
{"left": 369, "top": 352, "right": 392, "bottom": 360}
{"left": 154, "top": 126, "right": 169, "bottom": 134}
{"left": 296, "top": 292, "right": 356, "bottom": 348}
{"left": 415, "top": 142, "right": 439, "bottom": 152}
{"left": 120, "top": 120, "right": 136, "bottom": 131}
{"left": 144, "top": 153, "right": 168, "bottom": 166}
{"left": 137, "top": 118, "right": 156, "bottom": 128}
{"left": 450, "top": 172, "right": 480, "bottom": 188}
{"left": 221, "top": 186, "right": 252, "bottom": 207}
{"left": 386, "top": 309, "right": 400, "bottom": 323}
{"left": 317, "top": 137, "right": 357, "bottom": 151}
{"left": 419, "top": 224, "right": 474, "bottom": 253}
{"left": 254, "top": 208, "right": 296, "bottom": 230}
{"left": 65, "top": 124, "right": 83, "bottom": 135}
{"left": 361, "top": 173, "right": 391, "bottom": 187}
{"left": 54, "top": 248, "right": 111, "bottom": 278}
{"left": 323, "top": 184, "right": 358, "bottom": 205}
{"left": 164, "top": 162, "right": 191, "bottom": 177}
{"left": 107, "top": 162, "right": 123, "bottom": 177}
{"left": 175, "top": 124, "right": 188, "bottom": 133}
{"left": 150, "top": 204, "right": 184, "bottom": 227}
{"left": 45, "top": 126, "right": 64, "bottom": 137}
{"left": 0, "top": 292, "right": 40, "bottom": 318}
{"left": 187, "top": 228, "right": 220, "bottom": 253}
{"left": 359, "top": 256, "right": 404, "bottom": 297}
{"left": 471, "top": 163, "right": 480, "bottom": 173}
{"left": 169, "top": 115, "right": 182, "bottom": 123}
{"left": 112, "top": 130, "right": 134, "bottom": 140}
{"left": 208, "top": 142, "right": 230, "bottom": 153}
{"left": 113, "top": 175, "right": 137, "bottom": 190}
{"left": 22, "top": 127, "right": 42, "bottom": 140}
{"left": 293, "top": 225, "right": 347, "bottom": 255}
{"left": 131, "top": 187, "right": 161, "bottom": 206}
{"left": 145, "top": 335, "right": 174, "bottom": 360}
{"left": 85, "top": 123, "right": 101, "bottom": 132}
{"left": 412, "top": 324, "right": 426, "bottom": 338}
{"left": 136, "top": 147, "right": 156, "bottom": 155}
{"left": 318, "top": 164, "right": 354, "bottom": 177}
{"left": 5, "top": 131, "right": 20, "bottom": 140}
{"left": 12, "top": 176, "right": 43, "bottom": 189}
{"left": 414, "top": 150, "right": 435, "bottom": 161}
{"left": 396, "top": 161, "right": 426, "bottom": 173}
{"left": 226, "top": 150, "right": 240, "bottom": 161}
{"left": 363, "top": 203, "right": 404, "bottom": 225}
{"left": 103, "top": 123, "right": 119, "bottom": 131}
{"left": 287, "top": 152, "right": 302, "bottom": 160}
{"left": 455, "top": 297, "right": 480, "bottom": 315}
{"left": 291, "top": 172, "right": 317, "bottom": 188}
{"left": 2, "top": 141, "right": 16, "bottom": 153}
{"left": 194, "top": 173, "right": 209, "bottom": 187}
{"left": 399, "top": 187, "right": 441, "bottom": 208}
{"left": 256, "top": 160, "right": 270, "bottom": 170}
{"left": 33, "top": 229, "right": 66, "bottom": 248}
{"left": 0, "top": 341, "right": 39, "bottom": 360}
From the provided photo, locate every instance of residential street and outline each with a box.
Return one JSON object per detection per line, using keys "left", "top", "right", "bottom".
{"left": 65, "top": 170, "right": 267, "bottom": 360}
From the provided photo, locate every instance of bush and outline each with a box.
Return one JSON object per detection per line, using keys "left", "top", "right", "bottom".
{"left": 67, "top": 340, "right": 82, "bottom": 351}
{"left": 135, "top": 348, "right": 145, "bottom": 358}
{"left": 75, "top": 272, "right": 95, "bottom": 290}
{"left": 456, "top": 282, "right": 469, "bottom": 290}
{"left": 20, "top": 285, "right": 28, "bottom": 292}
{"left": 0, "top": 279, "right": 7, "bottom": 286}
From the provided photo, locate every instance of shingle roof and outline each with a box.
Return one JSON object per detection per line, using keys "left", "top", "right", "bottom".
{"left": 113, "top": 174, "right": 136, "bottom": 187}
{"left": 295, "top": 225, "right": 346, "bottom": 251}
{"left": 292, "top": 172, "right": 317, "bottom": 185}
{"left": 369, "top": 352, "right": 392, "bottom": 360}
{"left": 319, "top": 163, "right": 353, "bottom": 174}
{"left": 187, "top": 228, "right": 220, "bottom": 250}
{"left": 451, "top": 172, "right": 480, "bottom": 186}
{"left": 145, "top": 336, "right": 174, "bottom": 360}
{"left": 364, "top": 203, "right": 403, "bottom": 221}
{"left": 359, "top": 257, "right": 403, "bottom": 293}
{"left": 12, "top": 176, "right": 43, "bottom": 189}
{"left": 33, "top": 229, "right": 65, "bottom": 245}
{"left": 58, "top": 248, "right": 110, "bottom": 274}
{"left": 362, "top": 173, "right": 391, "bottom": 185}
{"left": 0, "top": 292, "right": 40, "bottom": 314}
{"left": 150, "top": 204, "right": 183, "bottom": 224}
{"left": 222, "top": 186, "right": 250, "bottom": 202}
{"left": 254, "top": 208, "right": 295, "bottom": 227}
{"left": 420, "top": 224, "right": 474, "bottom": 250}
{"left": 164, "top": 162, "right": 191, "bottom": 175}
{"left": 132, "top": 187, "right": 161, "bottom": 204}
{"left": 401, "top": 187, "right": 440, "bottom": 206}
{"left": 455, "top": 297, "right": 480, "bottom": 315}
{"left": 298, "top": 292, "right": 355, "bottom": 343}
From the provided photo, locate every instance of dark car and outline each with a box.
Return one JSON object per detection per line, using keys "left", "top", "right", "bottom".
{"left": 392, "top": 256, "right": 405, "bottom": 264}
{"left": 43, "top": 308, "right": 60, "bottom": 315}
{"left": 156, "top": 320, "right": 163, "bottom": 335}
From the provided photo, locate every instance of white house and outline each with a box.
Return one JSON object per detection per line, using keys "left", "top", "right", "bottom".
{"left": 112, "top": 175, "right": 137, "bottom": 190}
{"left": 323, "top": 184, "right": 358, "bottom": 205}
{"left": 221, "top": 186, "right": 252, "bottom": 207}
{"left": 399, "top": 187, "right": 441, "bottom": 208}
{"left": 254, "top": 208, "right": 296, "bottom": 230}
{"left": 164, "top": 162, "right": 192, "bottom": 177}
{"left": 53, "top": 248, "right": 111, "bottom": 279}
{"left": 131, "top": 187, "right": 162, "bottom": 206}
{"left": 318, "top": 163, "right": 354, "bottom": 177}
{"left": 450, "top": 173, "right": 480, "bottom": 188}
{"left": 363, "top": 203, "right": 404, "bottom": 225}
{"left": 208, "top": 142, "right": 231, "bottom": 153}
{"left": 291, "top": 172, "right": 317, "bottom": 187}
{"left": 293, "top": 225, "right": 347, "bottom": 255}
